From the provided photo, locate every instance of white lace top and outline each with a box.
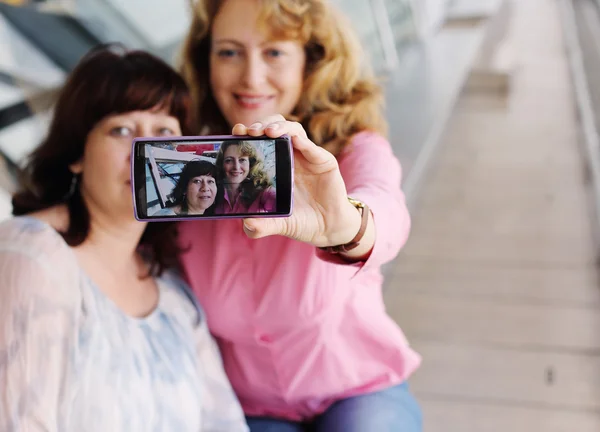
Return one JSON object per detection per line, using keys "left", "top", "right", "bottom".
{"left": 0, "top": 216, "right": 249, "bottom": 432}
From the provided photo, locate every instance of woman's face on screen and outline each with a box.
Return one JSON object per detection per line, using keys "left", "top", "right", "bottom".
{"left": 223, "top": 145, "right": 250, "bottom": 185}
{"left": 186, "top": 175, "right": 217, "bottom": 214}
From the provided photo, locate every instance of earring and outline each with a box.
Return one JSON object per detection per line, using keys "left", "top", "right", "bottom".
{"left": 64, "top": 174, "right": 79, "bottom": 200}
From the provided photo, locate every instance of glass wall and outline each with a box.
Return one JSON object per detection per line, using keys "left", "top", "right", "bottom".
{"left": 335, "top": 1, "right": 387, "bottom": 72}
{"left": 385, "top": 0, "right": 418, "bottom": 45}
{"left": 335, "top": 0, "right": 418, "bottom": 73}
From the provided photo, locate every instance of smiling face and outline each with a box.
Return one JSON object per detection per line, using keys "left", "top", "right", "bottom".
{"left": 70, "top": 109, "right": 180, "bottom": 217}
{"left": 185, "top": 174, "right": 217, "bottom": 214}
{"left": 222, "top": 144, "right": 250, "bottom": 185}
{"left": 209, "top": 0, "right": 306, "bottom": 128}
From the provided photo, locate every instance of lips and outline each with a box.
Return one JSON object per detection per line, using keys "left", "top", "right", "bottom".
{"left": 234, "top": 94, "right": 274, "bottom": 109}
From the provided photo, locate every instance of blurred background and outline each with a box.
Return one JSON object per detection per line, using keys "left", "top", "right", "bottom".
{"left": 1, "top": 0, "right": 600, "bottom": 430}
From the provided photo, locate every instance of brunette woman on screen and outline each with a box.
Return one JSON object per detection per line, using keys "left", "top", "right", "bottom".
{"left": 155, "top": 159, "right": 219, "bottom": 216}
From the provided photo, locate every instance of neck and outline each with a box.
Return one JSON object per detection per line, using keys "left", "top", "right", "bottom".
{"left": 186, "top": 204, "right": 205, "bottom": 215}
{"left": 79, "top": 201, "right": 146, "bottom": 273}
{"left": 225, "top": 182, "right": 241, "bottom": 200}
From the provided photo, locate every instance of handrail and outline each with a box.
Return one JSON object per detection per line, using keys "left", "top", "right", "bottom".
{"left": 558, "top": 0, "right": 600, "bottom": 245}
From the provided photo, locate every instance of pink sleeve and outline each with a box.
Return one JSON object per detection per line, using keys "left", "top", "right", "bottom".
{"left": 260, "top": 186, "right": 277, "bottom": 213}
{"left": 315, "top": 132, "right": 411, "bottom": 275}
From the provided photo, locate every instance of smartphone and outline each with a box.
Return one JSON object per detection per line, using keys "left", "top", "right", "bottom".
{"left": 131, "top": 135, "right": 293, "bottom": 221}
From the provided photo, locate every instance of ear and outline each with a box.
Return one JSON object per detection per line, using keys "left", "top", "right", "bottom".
{"left": 69, "top": 159, "right": 83, "bottom": 175}
{"left": 69, "top": 161, "right": 83, "bottom": 175}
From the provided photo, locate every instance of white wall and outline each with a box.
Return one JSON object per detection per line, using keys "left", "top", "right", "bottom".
{"left": 412, "top": 0, "right": 450, "bottom": 38}
{"left": 73, "top": 0, "right": 191, "bottom": 54}
{"left": 0, "top": 187, "right": 12, "bottom": 222}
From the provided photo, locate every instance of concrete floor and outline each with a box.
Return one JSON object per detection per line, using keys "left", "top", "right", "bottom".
{"left": 384, "top": 0, "right": 600, "bottom": 430}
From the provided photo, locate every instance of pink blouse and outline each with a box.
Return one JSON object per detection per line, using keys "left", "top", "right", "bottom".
{"left": 178, "top": 131, "right": 421, "bottom": 421}
{"left": 215, "top": 186, "right": 277, "bottom": 214}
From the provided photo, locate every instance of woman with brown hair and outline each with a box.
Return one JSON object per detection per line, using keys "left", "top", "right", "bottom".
{"left": 214, "top": 140, "right": 276, "bottom": 214}
{"left": 155, "top": 159, "right": 219, "bottom": 216}
{"left": 0, "top": 45, "right": 248, "bottom": 431}
{"left": 178, "top": 0, "right": 423, "bottom": 430}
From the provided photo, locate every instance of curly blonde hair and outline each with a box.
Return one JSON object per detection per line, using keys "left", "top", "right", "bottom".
{"left": 180, "top": 0, "right": 387, "bottom": 156}
{"left": 215, "top": 140, "right": 272, "bottom": 208}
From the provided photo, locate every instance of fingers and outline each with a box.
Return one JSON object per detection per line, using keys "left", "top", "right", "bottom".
{"left": 243, "top": 217, "right": 287, "bottom": 239}
{"left": 260, "top": 120, "right": 307, "bottom": 139}
{"left": 231, "top": 123, "right": 248, "bottom": 135}
{"left": 232, "top": 114, "right": 286, "bottom": 136}
{"left": 232, "top": 116, "right": 307, "bottom": 140}
{"left": 231, "top": 115, "right": 335, "bottom": 168}
{"left": 290, "top": 134, "right": 335, "bottom": 167}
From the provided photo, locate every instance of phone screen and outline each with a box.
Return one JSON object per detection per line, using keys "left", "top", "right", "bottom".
{"left": 131, "top": 135, "right": 293, "bottom": 221}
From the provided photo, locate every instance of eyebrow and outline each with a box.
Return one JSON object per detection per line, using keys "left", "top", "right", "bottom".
{"left": 213, "top": 39, "right": 245, "bottom": 47}
{"left": 213, "top": 39, "right": 280, "bottom": 48}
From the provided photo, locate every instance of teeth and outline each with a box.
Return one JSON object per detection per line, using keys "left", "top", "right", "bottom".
{"left": 238, "top": 97, "right": 266, "bottom": 104}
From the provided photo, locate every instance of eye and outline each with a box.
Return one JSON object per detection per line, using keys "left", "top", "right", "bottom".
{"left": 265, "top": 48, "right": 284, "bottom": 58}
{"left": 217, "top": 49, "right": 239, "bottom": 58}
{"left": 110, "top": 126, "right": 132, "bottom": 137}
{"left": 157, "top": 127, "right": 175, "bottom": 136}
{"left": 192, "top": 179, "right": 201, "bottom": 184}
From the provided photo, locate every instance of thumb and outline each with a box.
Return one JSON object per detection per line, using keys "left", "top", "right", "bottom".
{"left": 243, "top": 217, "right": 287, "bottom": 239}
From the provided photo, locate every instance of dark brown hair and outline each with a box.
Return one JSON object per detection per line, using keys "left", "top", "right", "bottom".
{"left": 170, "top": 159, "right": 218, "bottom": 214}
{"left": 12, "top": 44, "right": 194, "bottom": 276}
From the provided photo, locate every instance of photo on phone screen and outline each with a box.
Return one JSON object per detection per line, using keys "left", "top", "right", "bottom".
{"left": 131, "top": 135, "right": 293, "bottom": 221}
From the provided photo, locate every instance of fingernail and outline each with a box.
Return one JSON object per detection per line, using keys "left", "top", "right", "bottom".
{"left": 243, "top": 221, "right": 255, "bottom": 232}
{"left": 249, "top": 122, "right": 262, "bottom": 130}
{"left": 267, "top": 123, "right": 279, "bottom": 131}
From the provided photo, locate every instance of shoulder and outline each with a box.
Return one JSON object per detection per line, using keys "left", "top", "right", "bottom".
{"left": 157, "top": 269, "right": 204, "bottom": 327}
{"left": 152, "top": 206, "right": 178, "bottom": 216}
{"left": 0, "top": 216, "right": 73, "bottom": 262}
{"left": 0, "top": 216, "right": 81, "bottom": 309}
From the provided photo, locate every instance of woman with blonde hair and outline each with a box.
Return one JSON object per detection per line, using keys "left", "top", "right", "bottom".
{"left": 178, "top": 0, "right": 422, "bottom": 430}
{"left": 214, "top": 140, "right": 276, "bottom": 214}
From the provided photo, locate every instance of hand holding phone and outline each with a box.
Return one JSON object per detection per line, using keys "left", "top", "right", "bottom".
{"left": 131, "top": 135, "right": 293, "bottom": 221}
{"left": 132, "top": 117, "right": 369, "bottom": 254}
{"left": 234, "top": 116, "right": 366, "bottom": 251}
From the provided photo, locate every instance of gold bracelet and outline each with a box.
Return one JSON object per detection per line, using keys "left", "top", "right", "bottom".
{"left": 319, "top": 197, "right": 369, "bottom": 254}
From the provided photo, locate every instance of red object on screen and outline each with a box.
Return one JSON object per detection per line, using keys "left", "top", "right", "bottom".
{"left": 175, "top": 143, "right": 219, "bottom": 155}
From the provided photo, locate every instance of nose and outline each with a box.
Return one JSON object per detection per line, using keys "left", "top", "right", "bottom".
{"left": 127, "top": 122, "right": 158, "bottom": 162}
{"left": 200, "top": 181, "right": 208, "bottom": 191}
{"left": 233, "top": 159, "right": 241, "bottom": 170}
{"left": 241, "top": 53, "right": 267, "bottom": 89}
{"left": 137, "top": 123, "right": 154, "bottom": 138}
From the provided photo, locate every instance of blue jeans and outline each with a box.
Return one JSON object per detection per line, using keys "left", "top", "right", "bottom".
{"left": 245, "top": 382, "right": 422, "bottom": 432}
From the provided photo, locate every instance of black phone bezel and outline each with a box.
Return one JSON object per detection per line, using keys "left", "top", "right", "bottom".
{"left": 132, "top": 135, "right": 293, "bottom": 220}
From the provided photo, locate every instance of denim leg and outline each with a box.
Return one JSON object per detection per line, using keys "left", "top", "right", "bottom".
{"left": 246, "top": 416, "right": 306, "bottom": 432}
{"left": 312, "top": 382, "right": 423, "bottom": 432}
